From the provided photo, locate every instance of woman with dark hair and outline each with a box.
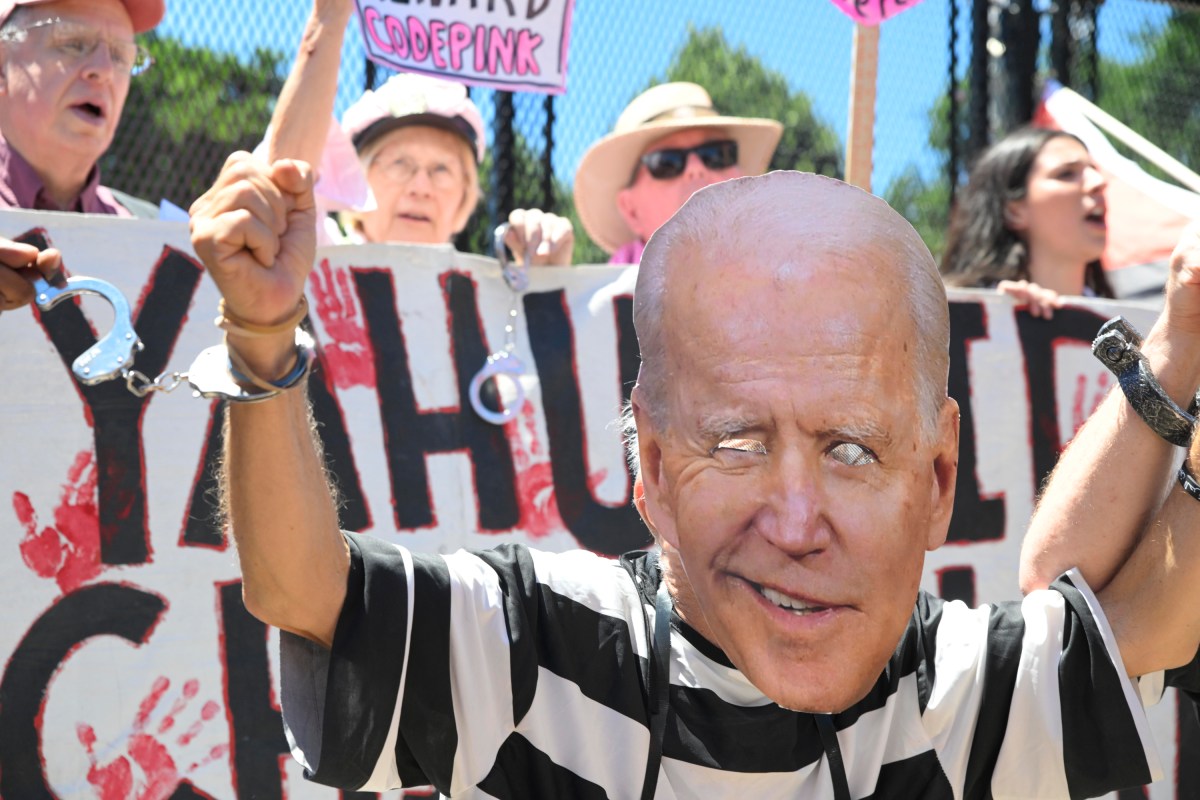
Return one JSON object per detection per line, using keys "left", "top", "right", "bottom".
{"left": 941, "top": 127, "right": 1112, "bottom": 316}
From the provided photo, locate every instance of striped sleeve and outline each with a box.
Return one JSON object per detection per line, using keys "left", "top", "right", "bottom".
{"left": 923, "top": 568, "right": 1162, "bottom": 799}
{"left": 278, "top": 535, "right": 647, "bottom": 797}
{"left": 279, "top": 533, "right": 537, "bottom": 794}
{"left": 280, "top": 532, "right": 520, "bottom": 796}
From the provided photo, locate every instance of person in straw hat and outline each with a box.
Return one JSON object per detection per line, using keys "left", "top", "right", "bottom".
{"left": 574, "top": 81, "right": 783, "bottom": 264}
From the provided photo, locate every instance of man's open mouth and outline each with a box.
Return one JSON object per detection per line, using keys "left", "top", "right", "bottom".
{"left": 74, "top": 102, "right": 105, "bottom": 120}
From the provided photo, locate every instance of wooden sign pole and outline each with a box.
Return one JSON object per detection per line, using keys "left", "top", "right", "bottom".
{"left": 845, "top": 23, "right": 880, "bottom": 192}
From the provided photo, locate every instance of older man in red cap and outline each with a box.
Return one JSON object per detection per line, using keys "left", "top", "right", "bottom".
{"left": 0, "top": 0, "right": 163, "bottom": 316}
{"left": 574, "top": 82, "right": 783, "bottom": 264}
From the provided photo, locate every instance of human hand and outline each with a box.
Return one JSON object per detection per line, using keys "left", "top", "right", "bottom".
{"left": 1160, "top": 223, "right": 1200, "bottom": 339}
{"left": 0, "top": 238, "right": 62, "bottom": 316}
{"left": 190, "top": 153, "right": 316, "bottom": 378}
{"left": 505, "top": 208, "right": 574, "bottom": 266}
{"left": 996, "top": 279, "right": 1063, "bottom": 319}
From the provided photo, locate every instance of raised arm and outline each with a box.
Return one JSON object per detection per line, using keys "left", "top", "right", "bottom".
{"left": 267, "top": 0, "right": 354, "bottom": 166}
{"left": 1020, "top": 225, "right": 1200, "bottom": 594}
{"left": 189, "top": 153, "right": 348, "bottom": 648}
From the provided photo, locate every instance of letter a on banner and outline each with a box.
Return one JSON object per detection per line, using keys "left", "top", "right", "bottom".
{"left": 355, "top": 0, "right": 575, "bottom": 94}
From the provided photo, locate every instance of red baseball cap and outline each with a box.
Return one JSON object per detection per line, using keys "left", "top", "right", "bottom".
{"left": 0, "top": 0, "right": 164, "bottom": 34}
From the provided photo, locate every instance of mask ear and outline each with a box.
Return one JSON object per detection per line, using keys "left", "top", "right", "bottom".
{"left": 630, "top": 386, "right": 677, "bottom": 548}
{"left": 925, "top": 397, "right": 960, "bottom": 552}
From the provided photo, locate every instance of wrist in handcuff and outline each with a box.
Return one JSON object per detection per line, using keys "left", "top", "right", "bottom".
{"left": 186, "top": 297, "right": 314, "bottom": 403}
{"left": 1095, "top": 316, "right": 1200, "bottom": 504}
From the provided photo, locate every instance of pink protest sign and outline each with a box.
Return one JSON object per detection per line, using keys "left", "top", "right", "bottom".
{"left": 355, "top": 0, "right": 575, "bottom": 94}
{"left": 829, "top": 0, "right": 928, "bottom": 25}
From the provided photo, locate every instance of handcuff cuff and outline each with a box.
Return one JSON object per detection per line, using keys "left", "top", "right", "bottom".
{"left": 467, "top": 223, "right": 531, "bottom": 425}
{"left": 35, "top": 232, "right": 524, "bottom": 415}
{"left": 34, "top": 274, "right": 313, "bottom": 403}
{"left": 1092, "top": 316, "right": 1200, "bottom": 501}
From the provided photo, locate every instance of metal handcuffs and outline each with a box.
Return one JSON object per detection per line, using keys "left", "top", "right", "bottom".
{"left": 34, "top": 274, "right": 312, "bottom": 402}
{"left": 467, "top": 223, "right": 531, "bottom": 425}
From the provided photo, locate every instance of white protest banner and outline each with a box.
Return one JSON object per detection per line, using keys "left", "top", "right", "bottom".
{"left": 354, "top": 0, "right": 574, "bottom": 94}
{"left": 0, "top": 210, "right": 1191, "bottom": 798}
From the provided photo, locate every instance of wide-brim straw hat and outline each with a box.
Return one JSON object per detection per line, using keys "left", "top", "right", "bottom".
{"left": 0, "top": 0, "right": 164, "bottom": 33}
{"left": 574, "top": 82, "right": 783, "bottom": 254}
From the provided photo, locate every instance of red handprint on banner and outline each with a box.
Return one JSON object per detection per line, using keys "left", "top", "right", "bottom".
{"left": 309, "top": 259, "right": 376, "bottom": 389}
{"left": 76, "top": 676, "right": 228, "bottom": 800}
{"left": 509, "top": 401, "right": 562, "bottom": 537}
{"left": 14, "top": 449, "right": 101, "bottom": 593}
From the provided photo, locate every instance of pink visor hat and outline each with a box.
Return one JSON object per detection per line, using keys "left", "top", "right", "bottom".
{"left": 341, "top": 73, "right": 487, "bottom": 164}
{"left": 0, "top": 0, "right": 165, "bottom": 33}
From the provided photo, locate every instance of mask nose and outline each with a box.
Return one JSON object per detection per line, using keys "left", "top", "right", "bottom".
{"left": 756, "top": 449, "right": 832, "bottom": 557}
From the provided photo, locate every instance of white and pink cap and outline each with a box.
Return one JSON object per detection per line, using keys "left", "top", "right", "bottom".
{"left": 341, "top": 73, "right": 486, "bottom": 164}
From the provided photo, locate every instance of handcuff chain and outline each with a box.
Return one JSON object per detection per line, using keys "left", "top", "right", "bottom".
{"left": 123, "top": 367, "right": 187, "bottom": 398}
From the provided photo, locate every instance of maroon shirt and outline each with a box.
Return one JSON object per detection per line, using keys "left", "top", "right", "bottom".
{"left": 0, "top": 134, "right": 131, "bottom": 216}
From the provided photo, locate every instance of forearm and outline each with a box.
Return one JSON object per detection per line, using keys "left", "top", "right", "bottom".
{"left": 224, "top": 337, "right": 348, "bottom": 648}
{"left": 268, "top": 1, "right": 354, "bottom": 165}
{"left": 1020, "top": 325, "right": 1200, "bottom": 593}
{"left": 1101, "top": 437, "right": 1200, "bottom": 677}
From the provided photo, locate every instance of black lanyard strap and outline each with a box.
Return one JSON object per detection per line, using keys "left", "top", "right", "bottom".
{"left": 815, "top": 713, "right": 852, "bottom": 800}
{"left": 640, "top": 566, "right": 673, "bottom": 800}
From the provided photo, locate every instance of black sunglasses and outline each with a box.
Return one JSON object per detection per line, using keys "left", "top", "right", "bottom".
{"left": 637, "top": 139, "right": 739, "bottom": 181}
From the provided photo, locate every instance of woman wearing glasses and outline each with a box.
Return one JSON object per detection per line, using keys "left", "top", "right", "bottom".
{"left": 265, "top": 0, "right": 573, "bottom": 264}
{"left": 573, "top": 82, "right": 783, "bottom": 264}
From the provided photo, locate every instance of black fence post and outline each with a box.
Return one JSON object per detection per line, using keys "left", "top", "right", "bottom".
{"left": 948, "top": 0, "right": 960, "bottom": 210}
{"left": 365, "top": 57, "right": 377, "bottom": 92}
{"left": 968, "top": 0, "right": 991, "bottom": 163}
{"left": 1003, "top": 0, "right": 1039, "bottom": 127}
{"left": 493, "top": 91, "right": 516, "bottom": 228}
{"left": 542, "top": 95, "right": 556, "bottom": 214}
{"left": 1050, "top": 0, "right": 1072, "bottom": 86}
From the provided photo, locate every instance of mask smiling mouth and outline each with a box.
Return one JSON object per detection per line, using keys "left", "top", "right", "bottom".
{"left": 752, "top": 581, "right": 830, "bottom": 616}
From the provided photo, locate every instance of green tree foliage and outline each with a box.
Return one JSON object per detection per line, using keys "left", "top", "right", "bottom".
{"left": 102, "top": 35, "right": 286, "bottom": 209}
{"left": 1096, "top": 11, "right": 1200, "bottom": 174}
{"left": 660, "top": 27, "right": 842, "bottom": 178}
{"left": 881, "top": 88, "right": 963, "bottom": 261}
{"left": 464, "top": 26, "right": 845, "bottom": 264}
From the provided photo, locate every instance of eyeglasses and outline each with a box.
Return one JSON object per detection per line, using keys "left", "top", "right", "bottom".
{"left": 0, "top": 17, "right": 154, "bottom": 76}
{"left": 371, "top": 155, "right": 463, "bottom": 190}
{"left": 637, "top": 139, "right": 739, "bottom": 181}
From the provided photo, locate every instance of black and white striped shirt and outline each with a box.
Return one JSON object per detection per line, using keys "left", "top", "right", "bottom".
{"left": 280, "top": 533, "right": 1162, "bottom": 798}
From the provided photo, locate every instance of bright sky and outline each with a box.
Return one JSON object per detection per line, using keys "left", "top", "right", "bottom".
{"left": 157, "top": 0, "right": 1171, "bottom": 194}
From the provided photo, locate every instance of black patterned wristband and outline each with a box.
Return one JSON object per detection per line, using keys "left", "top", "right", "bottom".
{"left": 1178, "top": 461, "right": 1200, "bottom": 503}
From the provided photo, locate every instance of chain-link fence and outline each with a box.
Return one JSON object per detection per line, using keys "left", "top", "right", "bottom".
{"left": 103, "top": 0, "right": 1199, "bottom": 264}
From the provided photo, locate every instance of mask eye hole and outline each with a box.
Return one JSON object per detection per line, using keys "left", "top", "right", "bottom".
{"left": 828, "top": 442, "right": 876, "bottom": 467}
{"left": 712, "top": 438, "right": 767, "bottom": 455}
